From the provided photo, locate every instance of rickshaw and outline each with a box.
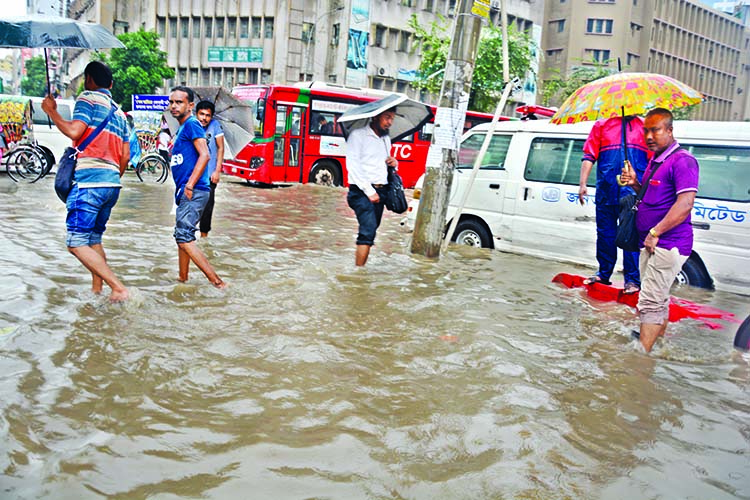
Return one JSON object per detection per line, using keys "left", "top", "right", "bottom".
{"left": 0, "top": 95, "right": 51, "bottom": 183}
{"left": 128, "top": 110, "right": 170, "bottom": 183}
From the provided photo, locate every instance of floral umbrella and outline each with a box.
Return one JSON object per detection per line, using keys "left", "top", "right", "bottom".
{"left": 550, "top": 72, "right": 703, "bottom": 125}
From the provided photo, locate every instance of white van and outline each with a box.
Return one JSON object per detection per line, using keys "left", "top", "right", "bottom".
{"left": 29, "top": 97, "right": 76, "bottom": 168}
{"left": 406, "top": 120, "right": 750, "bottom": 295}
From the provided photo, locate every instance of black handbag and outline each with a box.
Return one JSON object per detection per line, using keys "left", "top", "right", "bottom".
{"left": 615, "top": 156, "right": 668, "bottom": 252}
{"left": 55, "top": 104, "right": 115, "bottom": 202}
{"left": 385, "top": 166, "right": 408, "bottom": 214}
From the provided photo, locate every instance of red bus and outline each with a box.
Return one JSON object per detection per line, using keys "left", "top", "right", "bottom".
{"left": 221, "top": 82, "right": 505, "bottom": 189}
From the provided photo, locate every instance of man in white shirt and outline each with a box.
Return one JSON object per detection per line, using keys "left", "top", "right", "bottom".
{"left": 346, "top": 109, "right": 397, "bottom": 266}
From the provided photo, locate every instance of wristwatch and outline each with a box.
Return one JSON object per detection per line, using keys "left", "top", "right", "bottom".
{"left": 649, "top": 228, "right": 659, "bottom": 238}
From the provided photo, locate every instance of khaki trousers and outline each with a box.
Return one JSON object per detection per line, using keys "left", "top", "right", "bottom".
{"left": 638, "top": 247, "right": 689, "bottom": 325}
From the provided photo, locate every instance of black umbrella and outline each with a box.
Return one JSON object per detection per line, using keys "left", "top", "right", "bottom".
{"left": 0, "top": 15, "right": 125, "bottom": 94}
{"left": 337, "top": 93, "right": 433, "bottom": 143}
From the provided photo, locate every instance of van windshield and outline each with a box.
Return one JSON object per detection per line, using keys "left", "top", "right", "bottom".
{"left": 31, "top": 100, "right": 72, "bottom": 124}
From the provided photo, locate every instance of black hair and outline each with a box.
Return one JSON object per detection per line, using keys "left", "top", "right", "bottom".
{"left": 196, "top": 100, "right": 215, "bottom": 114}
{"left": 84, "top": 61, "right": 113, "bottom": 88}
{"left": 646, "top": 107, "right": 674, "bottom": 128}
{"left": 170, "top": 85, "right": 195, "bottom": 103}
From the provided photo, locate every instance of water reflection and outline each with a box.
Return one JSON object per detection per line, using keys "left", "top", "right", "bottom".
{"left": 0, "top": 175, "right": 748, "bottom": 498}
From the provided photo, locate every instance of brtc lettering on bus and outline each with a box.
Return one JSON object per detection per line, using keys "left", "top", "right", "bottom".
{"left": 391, "top": 143, "right": 412, "bottom": 159}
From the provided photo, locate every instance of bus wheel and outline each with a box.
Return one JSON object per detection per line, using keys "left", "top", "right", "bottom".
{"left": 451, "top": 219, "right": 493, "bottom": 249}
{"left": 309, "top": 162, "right": 341, "bottom": 187}
{"left": 675, "top": 254, "right": 713, "bottom": 290}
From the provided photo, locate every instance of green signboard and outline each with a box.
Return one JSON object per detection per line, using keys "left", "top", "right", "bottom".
{"left": 207, "top": 46, "right": 263, "bottom": 68}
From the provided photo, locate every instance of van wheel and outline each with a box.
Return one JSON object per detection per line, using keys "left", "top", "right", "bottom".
{"left": 452, "top": 219, "right": 492, "bottom": 248}
{"left": 309, "top": 162, "right": 341, "bottom": 187}
{"left": 675, "top": 255, "right": 713, "bottom": 289}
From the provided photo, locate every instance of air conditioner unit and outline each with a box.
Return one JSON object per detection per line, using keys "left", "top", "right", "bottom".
{"left": 490, "top": 0, "right": 500, "bottom": 8}
{"left": 378, "top": 67, "right": 387, "bottom": 76}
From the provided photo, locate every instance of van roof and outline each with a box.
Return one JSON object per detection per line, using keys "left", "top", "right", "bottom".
{"left": 470, "top": 118, "right": 750, "bottom": 143}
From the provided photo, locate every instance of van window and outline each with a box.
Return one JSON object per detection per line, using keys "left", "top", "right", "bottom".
{"left": 524, "top": 137, "right": 595, "bottom": 187}
{"left": 685, "top": 145, "right": 750, "bottom": 202}
{"left": 31, "top": 100, "right": 72, "bottom": 124}
{"left": 457, "top": 133, "right": 511, "bottom": 169}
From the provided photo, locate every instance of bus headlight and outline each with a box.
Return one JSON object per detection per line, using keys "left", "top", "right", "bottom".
{"left": 250, "top": 156, "right": 264, "bottom": 169}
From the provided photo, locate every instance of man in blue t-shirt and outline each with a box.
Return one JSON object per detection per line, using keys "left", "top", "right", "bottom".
{"left": 195, "top": 100, "right": 225, "bottom": 238}
{"left": 168, "top": 86, "right": 225, "bottom": 288}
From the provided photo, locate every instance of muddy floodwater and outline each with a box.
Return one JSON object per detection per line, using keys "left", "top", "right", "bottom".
{"left": 1, "top": 175, "right": 749, "bottom": 499}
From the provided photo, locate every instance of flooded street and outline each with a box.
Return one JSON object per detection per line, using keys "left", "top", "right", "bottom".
{"left": 1, "top": 174, "right": 749, "bottom": 499}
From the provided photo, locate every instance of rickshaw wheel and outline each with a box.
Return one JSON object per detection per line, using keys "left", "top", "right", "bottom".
{"left": 136, "top": 153, "right": 169, "bottom": 183}
{"left": 6, "top": 146, "right": 44, "bottom": 183}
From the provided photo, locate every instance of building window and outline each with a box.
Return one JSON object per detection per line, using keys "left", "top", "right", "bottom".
{"left": 400, "top": 0, "right": 415, "bottom": 5}
{"left": 302, "top": 22, "right": 315, "bottom": 42}
{"left": 586, "top": 19, "right": 613, "bottom": 34}
{"left": 201, "top": 69, "right": 210, "bottom": 85}
{"left": 205, "top": 18, "right": 212, "bottom": 38}
{"left": 238, "top": 70, "right": 246, "bottom": 84}
{"left": 550, "top": 19, "right": 565, "bottom": 33}
{"left": 213, "top": 70, "right": 222, "bottom": 86}
{"left": 181, "top": 18, "right": 189, "bottom": 38}
{"left": 448, "top": 0, "right": 457, "bottom": 16}
{"left": 585, "top": 49, "right": 611, "bottom": 62}
{"left": 228, "top": 18, "right": 237, "bottom": 38}
{"left": 252, "top": 17, "right": 261, "bottom": 38}
{"left": 250, "top": 69, "right": 259, "bottom": 84}
{"left": 191, "top": 69, "right": 198, "bottom": 86}
{"left": 216, "top": 18, "right": 225, "bottom": 38}
{"left": 157, "top": 17, "right": 166, "bottom": 37}
{"left": 331, "top": 23, "right": 340, "bottom": 46}
{"left": 626, "top": 53, "right": 639, "bottom": 66}
{"left": 546, "top": 48, "right": 563, "bottom": 62}
{"left": 193, "top": 18, "right": 201, "bottom": 38}
{"left": 240, "top": 18, "right": 249, "bottom": 38}
{"left": 264, "top": 17, "right": 274, "bottom": 39}
{"left": 261, "top": 70, "right": 271, "bottom": 84}
{"left": 399, "top": 31, "right": 410, "bottom": 52}
{"left": 589, "top": 0, "right": 615, "bottom": 3}
{"left": 375, "top": 25, "right": 386, "bottom": 47}
{"left": 424, "top": 0, "right": 434, "bottom": 10}
{"left": 169, "top": 17, "right": 177, "bottom": 38}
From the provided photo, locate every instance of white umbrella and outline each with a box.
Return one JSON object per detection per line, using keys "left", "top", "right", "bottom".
{"left": 337, "top": 93, "right": 433, "bottom": 142}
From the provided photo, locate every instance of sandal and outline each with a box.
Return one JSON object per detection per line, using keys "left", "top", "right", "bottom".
{"left": 623, "top": 282, "right": 640, "bottom": 295}
{"left": 583, "top": 275, "right": 612, "bottom": 286}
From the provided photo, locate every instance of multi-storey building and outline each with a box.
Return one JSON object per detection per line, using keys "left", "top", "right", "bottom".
{"left": 542, "top": 0, "right": 748, "bottom": 120}
{"left": 60, "top": 0, "right": 542, "bottom": 108}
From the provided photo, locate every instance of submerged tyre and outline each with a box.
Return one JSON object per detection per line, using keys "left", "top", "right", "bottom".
{"left": 451, "top": 219, "right": 493, "bottom": 249}
{"left": 675, "top": 255, "right": 713, "bottom": 290}
{"left": 309, "top": 162, "right": 342, "bottom": 187}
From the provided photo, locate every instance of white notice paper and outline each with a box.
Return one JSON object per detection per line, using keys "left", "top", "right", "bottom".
{"left": 433, "top": 106, "right": 466, "bottom": 150}
{"left": 425, "top": 145, "right": 444, "bottom": 170}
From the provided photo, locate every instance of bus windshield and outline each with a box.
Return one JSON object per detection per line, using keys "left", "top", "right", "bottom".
{"left": 232, "top": 85, "right": 267, "bottom": 136}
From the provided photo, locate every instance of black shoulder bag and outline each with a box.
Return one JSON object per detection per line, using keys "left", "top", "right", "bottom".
{"left": 385, "top": 166, "right": 408, "bottom": 214}
{"left": 55, "top": 104, "right": 116, "bottom": 203}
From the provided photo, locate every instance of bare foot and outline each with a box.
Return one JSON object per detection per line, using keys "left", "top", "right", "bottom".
{"left": 212, "top": 279, "right": 227, "bottom": 289}
{"left": 109, "top": 288, "right": 129, "bottom": 303}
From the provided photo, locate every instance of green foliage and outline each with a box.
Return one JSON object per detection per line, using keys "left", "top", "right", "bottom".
{"left": 95, "top": 29, "right": 174, "bottom": 111}
{"left": 540, "top": 60, "right": 615, "bottom": 107}
{"left": 21, "top": 56, "right": 48, "bottom": 97}
{"left": 408, "top": 15, "right": 534, "bottom": 112}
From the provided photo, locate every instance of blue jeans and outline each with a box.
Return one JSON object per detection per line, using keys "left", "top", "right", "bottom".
{"left": 596, "top": 203, "right": 640, "bottom": 285}
{"left": 174, "top": 189, "right": 209, "bottom": 243}
{"left": 65, "top": 185, "right": 121, "bottom": 247}
{"left": 347, "top": 185, "right": 389, "bottom": 246}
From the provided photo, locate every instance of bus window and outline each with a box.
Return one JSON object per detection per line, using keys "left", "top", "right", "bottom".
{"left": 290, "top": 107, "right": 302, "bottom": 135}
{"left": 274, "top": 137, "right": 285, "bottom": 165}
{"left": 419, "top": 122, "right": 434, "bottom": 142}
{"left": 311, "top": 112, "right": 336, "bottom": 135}
{"left": 255, "top": 99, "right": 265, "bottom": 136}
{"left": 275, "top": 105, "right": 288, "bottom": 134}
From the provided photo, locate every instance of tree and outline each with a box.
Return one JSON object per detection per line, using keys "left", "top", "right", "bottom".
{"left": 95, "top": 29, "right": 174, "bottom": 111}
{"left": 408, "top": 15, "right": 534, "bottom": 112}
{"left": 540, "top": 60, "right": 616, "bottom": 107}
{"left": 21, "top": 56, "right": 48, "bottom": 97}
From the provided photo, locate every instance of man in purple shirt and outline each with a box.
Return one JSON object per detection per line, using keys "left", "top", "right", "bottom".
{"left": 620, "top": 108, "right": 699, "bottom": 352}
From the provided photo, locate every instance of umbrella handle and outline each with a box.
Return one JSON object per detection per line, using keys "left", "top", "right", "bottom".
{"left": 616, "top": 160, "right": 633, "bottom": 187}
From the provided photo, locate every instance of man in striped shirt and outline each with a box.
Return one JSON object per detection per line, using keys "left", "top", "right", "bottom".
{"left": 42, "top": 61, "right": 130, "bottom": 302}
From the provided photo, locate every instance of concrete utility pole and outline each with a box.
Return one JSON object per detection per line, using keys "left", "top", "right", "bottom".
{"left": 410, "top": 0, "right": 484, "bottom": 258}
